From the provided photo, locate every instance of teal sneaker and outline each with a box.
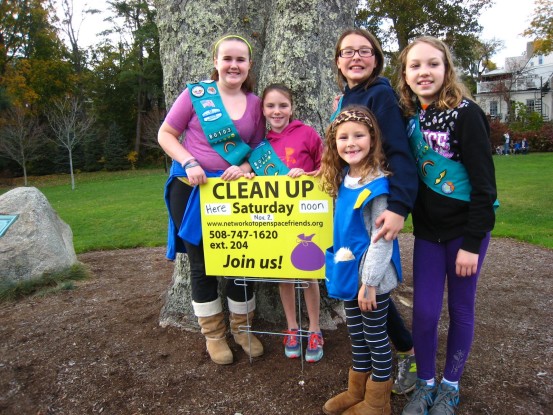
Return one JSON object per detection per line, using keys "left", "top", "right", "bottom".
{"left": 305, "top": 332, "right": 324, "bottom": 363}
{"left": 401, "top": 379, "right": 437, "bottom": 415}
{"left": 283, "top": 329, "right": 300, "bottom": 358}
{"left": 393, "top": 353, "right": 418, "bottom": 394}
{"left": 428, "top": 383, "right": 459, "bottom": 415}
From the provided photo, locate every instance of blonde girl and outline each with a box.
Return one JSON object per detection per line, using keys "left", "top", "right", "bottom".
{"left": 397, "top": 36, "right": 497, "bottom": 415}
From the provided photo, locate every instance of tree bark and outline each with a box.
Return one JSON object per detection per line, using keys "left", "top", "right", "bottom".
{"left": 155, "top": 0, "right": 357, "bottom": 331}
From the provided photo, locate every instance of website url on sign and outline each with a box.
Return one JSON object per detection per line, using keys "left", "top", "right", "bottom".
{"left": 206, "top": 219, "right": 324, "bottom": 228}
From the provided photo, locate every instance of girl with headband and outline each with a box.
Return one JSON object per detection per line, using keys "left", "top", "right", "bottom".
{"left": 320, "top": 105, "right": 402, "bottom": 415}
{"left": 158, "top": 34, "right": 265, "bottom": 365}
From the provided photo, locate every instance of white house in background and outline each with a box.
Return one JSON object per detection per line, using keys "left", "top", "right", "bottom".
{"left": 474, "top": 43, "right": 553, "bottom": 122}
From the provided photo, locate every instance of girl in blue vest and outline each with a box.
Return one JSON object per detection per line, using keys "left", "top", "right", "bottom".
{"left": 397, "top": 36, "right": 497, "bottom": 415}
{"left": 332, "top": 27, "right": 418, "bottom": 399}
{"left": 157, "top": 34, "right": 265, "bottom": 366}
{"left": 320, "top": 106, "right": 401, "bottom": 415}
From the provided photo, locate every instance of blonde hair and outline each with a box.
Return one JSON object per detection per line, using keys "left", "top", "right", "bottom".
{"left": 319, "top": 105, "right": 389, "bottom": 198}
{"left": 397, "top": 36, "right": 471, "bottom": 116}
{"left": 210, "top": 34, "right": 256, "bottom": 93}
{"left": 334, "top": 29, "right": 384, "bottom": 92}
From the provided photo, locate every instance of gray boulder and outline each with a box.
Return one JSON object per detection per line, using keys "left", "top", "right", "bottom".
{"left": 0, "top": 187, "right": 78, "bottom": 283}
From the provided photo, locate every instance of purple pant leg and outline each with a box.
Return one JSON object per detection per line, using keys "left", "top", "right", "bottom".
{"left": 412, "top": 234, "right": 491, "bottom": 382}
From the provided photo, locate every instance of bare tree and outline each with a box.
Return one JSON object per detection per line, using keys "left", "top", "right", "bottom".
{"left": 487, "top": 57, "right": 531, "bottom": 121}
{"left": 141, "top": 106, "right": 169, "bottom": 171}
{"left": 57, "top": 0, "right": 102, "bottom": 76}
{"left": 46, "top": 96, "right": 95, "bottom": 190}
{"left": 0, "top": 107, "right": 44, "bottom": 185}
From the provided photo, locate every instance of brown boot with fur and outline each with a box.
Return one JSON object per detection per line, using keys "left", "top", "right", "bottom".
{"left": 342, "top": 377, "right": 392, "bottom": 415}
{"left": 198, "top": 313, "right": 233, "bottom": 365}
{"left": 230, "top": 312, "right": 264, "bottom": 357}
{"left": 322, "top": 368, "right": 370, "bottom": 415}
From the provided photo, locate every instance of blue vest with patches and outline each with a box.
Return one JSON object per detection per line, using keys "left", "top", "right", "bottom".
{"left": 325, "top": 177, "right": 402, "bottom": 300}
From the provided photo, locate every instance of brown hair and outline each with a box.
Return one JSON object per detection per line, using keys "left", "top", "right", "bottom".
{"left": 334, "top": 29, "right": 384, "bottom": 91}
{"left": 261, "top": 83, "right": 294, "bottom": 120}
{"left": 397, "top": 36, "right": 471, "bottom": 116}
{"left": 319, "top": 105, "right": 389, "bottom": 198}
{"left": 210, "top": 35, "right": 256, "bottom": 93}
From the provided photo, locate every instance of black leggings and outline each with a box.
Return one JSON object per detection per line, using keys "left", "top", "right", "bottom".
{"left": 387, "top": 297, "right": 413, "bottom": 353}
{"left": 168, "top": 178, "right": 253, "bottom": 304}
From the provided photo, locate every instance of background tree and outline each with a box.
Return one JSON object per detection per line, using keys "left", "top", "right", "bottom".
{"left": 356, "top": 0, "right": 493, "bottom": 79}
{"left": 523, "top": 0, "right": 553, "bottom": 55}
{"left": 456, "top": 36, "right": 503, "bottom": 94}
{"left": 107, "top": 0, "right": 163, "bottom": 157}
{"left": 46, "top": 96, "right": 95, "bottom": 190}
{"left": 0, "top": 107, "right": 44, "bottom": 185}
{"left": 357, "top": 0, "right": 492, "bottom": 51}
{"left": 104, "top": 122, "right": 130, "bottom": 171}
{"left": 0, "top": 0, "right": 73, "bottom": 112}
{"left": 155, "top": 0, "right": 356, "bottom": 328}
{"left": 0, "top": 0, "right": 77, "bottom": 179}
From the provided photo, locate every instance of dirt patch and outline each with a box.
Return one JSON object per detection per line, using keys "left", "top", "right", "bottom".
{"left": 1, "top": 235, "right": 552, "bottom": 415}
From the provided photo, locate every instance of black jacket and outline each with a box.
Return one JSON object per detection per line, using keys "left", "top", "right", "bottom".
{"left": 412, "top": 99, "right": 497, "bottom": 253}
{"left": 342, "top": 77, "right": 418, "bottom": 218}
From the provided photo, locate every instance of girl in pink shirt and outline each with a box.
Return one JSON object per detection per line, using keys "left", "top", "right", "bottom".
{"left": 260, "top": 83, "right": 324, "bottom": 362}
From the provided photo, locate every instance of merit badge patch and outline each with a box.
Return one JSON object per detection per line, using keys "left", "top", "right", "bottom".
{"left": 201, "top": 99, "right": 215, "bottom": 108}
{"left": 191, "top": 85, "right": 205, "bottom": 97}
{"left": 441, "top": 181, "right": 455, "bottom": 194}
{"left": 207, "top": 86, "right": 217, "bottom": 95}
{"left": 202, "top": 108, "right": 222, "bottom": 122}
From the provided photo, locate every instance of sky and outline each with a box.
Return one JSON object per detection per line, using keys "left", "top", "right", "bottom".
{"left": 479, "top": 0, "right": 536, "bottom": 67}
{"left": 59, "top": 0, "right": 537, "bottom": 68}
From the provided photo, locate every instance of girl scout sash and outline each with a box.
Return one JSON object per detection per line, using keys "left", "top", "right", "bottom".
{"left": 248, "top": 139, "right": 290, "bottom": 176}
{"left": 187, "top": 80, "right": 252, "bottom": 166}
{"left": 407, "top": 114, "right": 472, "bottom": 202}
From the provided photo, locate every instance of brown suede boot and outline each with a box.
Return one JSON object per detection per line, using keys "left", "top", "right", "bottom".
{"left": 342, "top": 377, "right": 392, "bottom": 415}
{"left": 229, "top": 312, "right": 264, "bottom": 357}
{"left": 197, "top": 313, "right": 233, "bottom": 365}
{"left": 323, "top": 368, "right": 370, "bottom": 415}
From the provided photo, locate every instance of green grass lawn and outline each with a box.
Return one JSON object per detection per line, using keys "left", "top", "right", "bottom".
{"left": 491, "top": 153, "right": 553, "bottom": 248}
{"left": 1, "top": 153, "right": 552, "bottom": 253}
{"left": 1, "top": 169, "right": 169, "bottom": 253}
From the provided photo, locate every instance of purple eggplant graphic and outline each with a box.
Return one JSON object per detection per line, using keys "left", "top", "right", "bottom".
{"left": 290, "top": 233, "right": 325, "bottom": 271}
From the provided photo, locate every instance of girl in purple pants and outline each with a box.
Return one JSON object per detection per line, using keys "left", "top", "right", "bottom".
{"left": 397, "top": 36, "right": 497, "bottom": 415}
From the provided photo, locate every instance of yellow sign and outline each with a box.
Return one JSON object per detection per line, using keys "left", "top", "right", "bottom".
{"left": 200, "top": 176, "right": 333, "bottom": 279}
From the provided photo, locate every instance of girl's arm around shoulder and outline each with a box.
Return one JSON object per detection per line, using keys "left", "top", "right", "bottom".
{"left": 363, "top": 84, "right": 418, "bottom": 219}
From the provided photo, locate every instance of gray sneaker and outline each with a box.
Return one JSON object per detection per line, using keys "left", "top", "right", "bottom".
{"left": 401, "top": 379, "right": 437, "bottom": 415}
{"left": 392, "top": 353, "right": 417, "bottom": 394}
{"left": 428, "top": 383, "right": 459, "bottom": 415}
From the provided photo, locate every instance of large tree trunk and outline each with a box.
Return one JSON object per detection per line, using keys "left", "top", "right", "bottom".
{"left": 156, "top": 0, "right": 357, "bottom": 331}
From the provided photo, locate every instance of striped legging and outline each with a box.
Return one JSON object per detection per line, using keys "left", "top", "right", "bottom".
{"left": 344, "top": 292, "right": 392, "bottom": 381}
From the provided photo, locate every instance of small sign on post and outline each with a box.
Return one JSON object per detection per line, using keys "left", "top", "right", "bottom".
{"left": 0, "top": 214, "right": 18, "bottom": 237}
{"left": 200, "top": 176, "right": 333, "bottom": 279}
